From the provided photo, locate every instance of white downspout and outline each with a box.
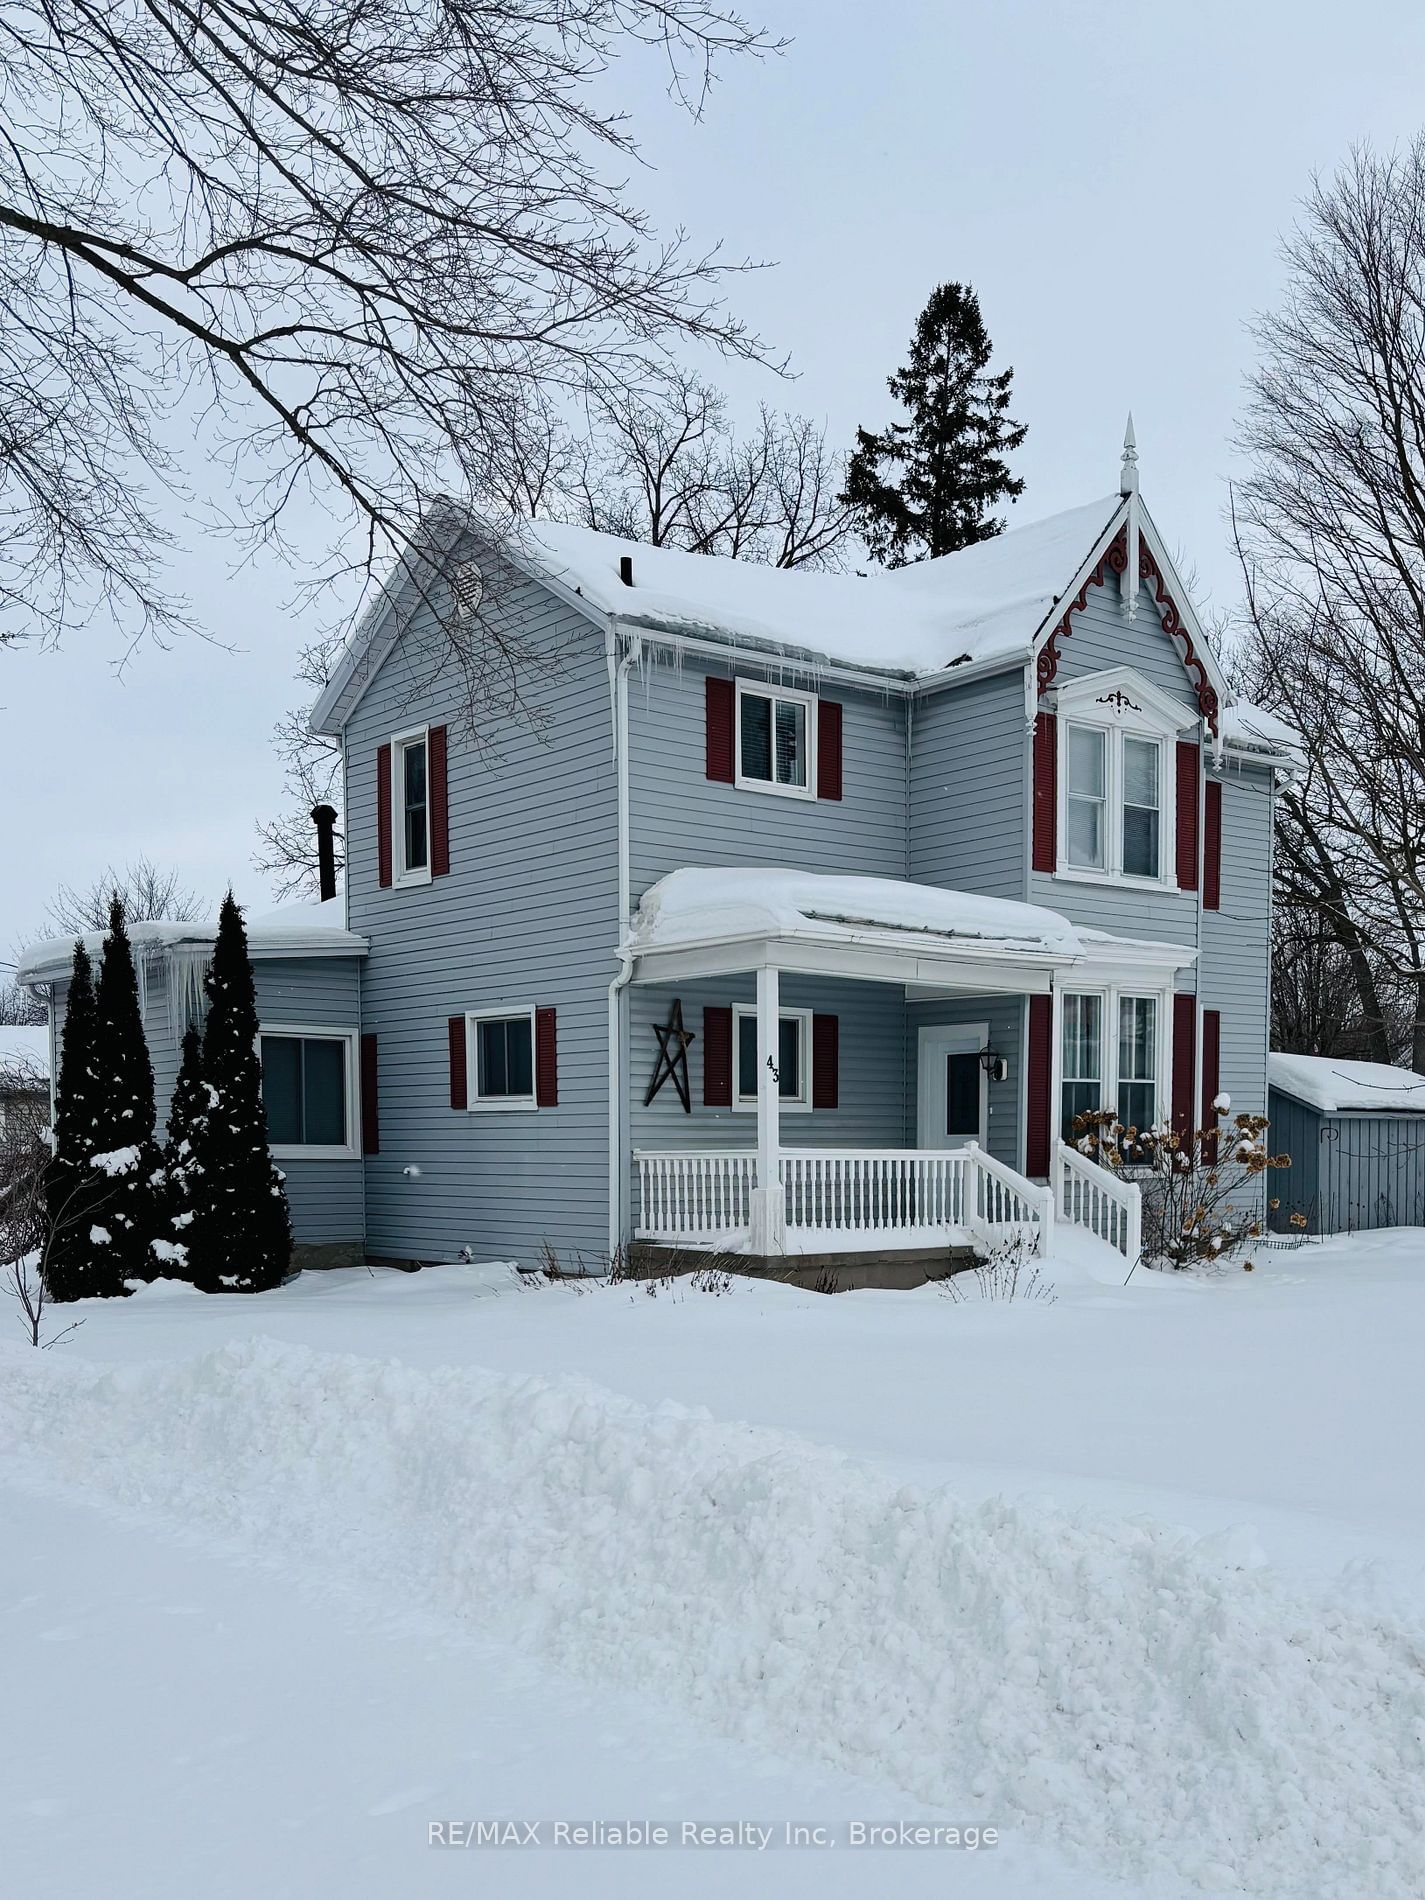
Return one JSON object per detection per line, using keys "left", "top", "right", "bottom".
{"left": 606, "top": 624, "right": 640, "bottom": 1261}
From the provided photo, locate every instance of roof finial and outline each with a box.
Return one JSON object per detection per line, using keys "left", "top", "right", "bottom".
{"left": 1120, "top": 413, "right": 1139, "bottom": 496}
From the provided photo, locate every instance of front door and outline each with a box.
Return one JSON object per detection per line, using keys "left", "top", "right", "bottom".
{"left": 917, "top": 1024, "right": 988, "bottom": 1150}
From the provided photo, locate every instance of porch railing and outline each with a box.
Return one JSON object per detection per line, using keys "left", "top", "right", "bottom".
{"left": 1053, "top": 1140, "right": 1142, "bottom": 1263}
{"left": 780, "top": 1148, "right": 972, "bottom": 1238}
{"left": 635, "top": 1150, "right": 755, "bottom": 1243}
{"left": 634, "top": 1144, "right": 1052, "bottom": 1255}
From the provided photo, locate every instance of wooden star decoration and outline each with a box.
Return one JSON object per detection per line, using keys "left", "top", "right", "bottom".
{"left": 645, "top": 998, "right": 695, "bottom": 1112}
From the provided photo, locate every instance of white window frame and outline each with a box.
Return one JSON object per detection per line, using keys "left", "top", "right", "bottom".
{"left": 391, "top": 724, "right": 432, "bottom": 887}
{"left": 1055, "top": 985, "right": 1170, "bottom": 1144}
{"left": 734, "top": 679, "right": 818, "bottom": 802}
{"left": 258, "top": 1024, "right": 361, "bottom": 1161}
{"left": 731, "top": 1005, "right": 813, "bottom": 1113}
{"left": 1052, "top": 669, "right": 1189, "bottom": 892}
{"left": 465, "top": 1006, "right": 539, "bottom": 1113}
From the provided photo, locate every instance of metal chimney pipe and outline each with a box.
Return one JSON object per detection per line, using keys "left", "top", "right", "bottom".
{"left": 311, "top": 803, "right": 338, "bottom": 903}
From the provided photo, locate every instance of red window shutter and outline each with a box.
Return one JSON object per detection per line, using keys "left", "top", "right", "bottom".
{"left": 703, "top": 1005, "right": 733, "bottom": 1108}
{"left": 360, "top": 1034, "right": 380, "bottom": 1154}
{"left": 535, "top": 1007, "right": 558, "bottom": 1108}
{"left": 429, "top": 724, "right": 450, "bottom": 877}
{"left": 816, "top": 700, "right": 843, "bottom": 801}
{"left": 377, "top": 743, "right": 393, "bottom": 889}
{"left": 1026, "top": 994, "right": 1053, "bottom": 1176}
{"left": 706, "top": 677, "right": 735, "bottom": 783}
{"left": 1172, "top": 994, "right": 1197, "bottom": 1143}
{"left": 1032, "top": 713, "right": 1057, "bottom": 874}
{"left": 1200, "top": 1009, "right": 1222, "bottom": 1163}
{"left": 1175, "top": 741, "right": 1199, "bottom": 891}
{"left": 448, "top": 1015, "right": 467, "bottom": 1110}
{"left": 1203, "top": 780, "right": 1223, "bottom": 911}
{"left": 811, "top": 1014, "right": 839, "bottom": 1109}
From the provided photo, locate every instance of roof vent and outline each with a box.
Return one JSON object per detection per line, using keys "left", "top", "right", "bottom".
{"left": 451, "top": 560, "right": 484, "bottom": 620}
{"left": 618, "top": 555, "right": 634, "bottom": 587}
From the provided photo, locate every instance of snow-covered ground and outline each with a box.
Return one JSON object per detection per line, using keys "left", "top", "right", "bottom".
{"left": 3, "top": 1232, "right": 1424, "bottom": 1898}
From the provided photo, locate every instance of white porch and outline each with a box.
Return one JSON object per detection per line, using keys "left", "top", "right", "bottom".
{"left": 625, "top": 870, "right": 1173, "bottom": 1269}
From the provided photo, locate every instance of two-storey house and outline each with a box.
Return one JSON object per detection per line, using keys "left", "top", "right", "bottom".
{"left": 20, "top": 439, "right": 1299, "bottom": 1279}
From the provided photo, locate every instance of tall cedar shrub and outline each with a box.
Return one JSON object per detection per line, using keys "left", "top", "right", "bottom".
{"left": 189, "top": 893, "right": 292, "bottom": 1292}
{"left": 843, "top": 282, "right": 1027, "bottom": 566}
{"left": 159, "top": 1025, "right": 209, "bottom": 1280}
{"left": 90, "top": 897, "right": 164, "bottom": 1284}
{"left": 42, "top": 940, "right": 117, "bottom": 1301}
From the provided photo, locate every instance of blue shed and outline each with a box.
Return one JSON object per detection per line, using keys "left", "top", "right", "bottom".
{"left": 1268, "top": 1053, "right": 1425, "bottom": 1235}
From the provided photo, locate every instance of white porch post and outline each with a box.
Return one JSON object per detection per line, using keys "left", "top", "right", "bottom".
{"left": 750, "top": 963, "right": 786, "bottom": 1254}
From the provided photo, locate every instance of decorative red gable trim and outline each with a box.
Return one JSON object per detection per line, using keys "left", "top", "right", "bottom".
{"left": 429, "top": 724, "right": 450, "bottom": 877}
{"left": 706, "top": 676, "right": 735, "bottom": 783}
{"left": 1032, "top": 712, "right": 1057, "bottom": 873}
{"left": 702, "top": 1005, "right": 733, "bottom": 1107}
{"left": 1200, "top": 1009, "right": 1222, "bottom": 1163}
{"left": 376, "top": 743, "right": 393, "bottom": 889}
{"left": 1175, "top": 741, "right": 1200, "bottom": 891}
{"left": 816, "top": 700, "right": 843, "bottom": 801}
{"left": 535, "top": 1007, "right": 558, "bottom": 1107}
{"left": 1203, "top": 780, "right": 1223, "bottom": 911}
{"left": 360, "top": 1034, "right": 380, "bottom": 1154}
{"left": 1025, "top": 994, "right": 1053, "bottom": 1177}
{"left": 811, "top": 1014, "right": 839, "bottom": 1109}
{"left": 1035, "top": 528, "right": 1220, "bottom": 736}
{"left": 1171, "top": 995, "right": 1197, "bottom": 1143}
{"left": 448, "top": 1015, "right": 467, "bottom": 1109}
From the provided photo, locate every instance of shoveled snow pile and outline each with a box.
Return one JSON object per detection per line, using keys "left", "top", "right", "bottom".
{"left": 5, "top": 1336, "right": 1423, "bottom": 1897}
{"left": 632, "top": 867, "right": 1084, "bottom": 960}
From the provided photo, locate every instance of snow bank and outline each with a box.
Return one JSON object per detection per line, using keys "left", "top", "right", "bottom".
{"left": 4, "top": 1338, "right": 1423, "bottom": 1897}
{"left": 632, "top": 867, "right": 1083, "bottom": 960}
{"left": 1269, "top": 1051, "right": 1425, "bottom": 1115}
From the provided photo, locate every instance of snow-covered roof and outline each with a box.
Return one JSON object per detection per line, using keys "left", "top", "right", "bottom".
{"left": 522, "top": 496, "right": 1124, "bottom": 678}
{"left": 1268, "top": 1052, "right": 1425, "bottom": 1115}
{"left": 16, "top": 898, "right": 367, "bottom": 986}
{"left": 631, "top": 868, "right": 1085, "bottom": 960}
{"left": 1220, "top": 702, "right": 1304, "bottom": 767}
{"left": 0, "top": 1023, "right": 48, "bottom": 1083}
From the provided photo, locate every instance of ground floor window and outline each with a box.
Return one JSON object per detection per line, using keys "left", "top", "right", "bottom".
{"left": 260, "top": 1029, "right": 356, "bottom": 1157}
{"left": 733, "top": 1006, "right": 811, "bottom": 1108}
{"left": 1061, "top": 993, "right": 1103, "bottom": 1134}
{"left": 1117, "top": 996, "right": 1158, "bottom": 1134}
{"left": 470, "top": 1009, "right": 535, "bottom": 1106}
{"left": 1061, "top": 989, "right": 1165, "bottom": 1140}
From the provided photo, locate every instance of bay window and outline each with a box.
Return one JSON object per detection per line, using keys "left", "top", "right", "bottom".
{"left": 1060, "top": 990, "right": 1165, "bottom": 1143}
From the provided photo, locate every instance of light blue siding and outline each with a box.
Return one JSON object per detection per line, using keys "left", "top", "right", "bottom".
{"left": 1268, "top": 1095, "right": 1425, "bottom": 1234}
{"left": 344, "top": 572, "right": 617, "bottom": 1267}
{"left": 1052, "top": 569, "right": 1205, "bottom": 701}
{"left": 628, "top": 653, "right": 907, "bottom": 897}
{"left": 910, "top": 671, "right": 1026, "bottom": 899}
{"left": 1200, "top": 763, "right": 1273, "bottom": 1121}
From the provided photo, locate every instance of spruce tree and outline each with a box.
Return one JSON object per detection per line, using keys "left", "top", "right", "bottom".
{"left": 188, "top": 892, "right": 292, "bottom": 1292}
{"left": 90, "top": 897, "right": 164, "bottom": 1285}
{"left": 43, "top": 940, "right": 114, "bottom": 1301}
{"left": 158, "top": 1026, "right": 209, "bottom": 1280}
{"left": 842, "top": 282, "right": 1027, "bottom": 566}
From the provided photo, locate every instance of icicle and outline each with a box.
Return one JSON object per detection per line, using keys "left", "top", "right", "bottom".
{"left": 165, "top": 944, "right": 212, "bottom": 1042}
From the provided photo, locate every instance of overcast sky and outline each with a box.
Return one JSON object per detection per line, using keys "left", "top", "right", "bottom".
{"left": 5, "top": 0, "right": 1425, "bottom": 958}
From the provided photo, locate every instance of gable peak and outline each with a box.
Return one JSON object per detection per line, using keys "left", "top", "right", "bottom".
{"left": 1119, "top": 414, "right": 1139, "bottom": 496}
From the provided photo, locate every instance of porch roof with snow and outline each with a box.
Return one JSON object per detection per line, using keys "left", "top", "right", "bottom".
{"left": 627, "top": 869, "right": 1196, "bottom": 993}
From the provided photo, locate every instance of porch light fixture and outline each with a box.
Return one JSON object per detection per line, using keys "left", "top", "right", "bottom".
{"left": 979, "top": 1046, "right": 1008, "bottom": 1085}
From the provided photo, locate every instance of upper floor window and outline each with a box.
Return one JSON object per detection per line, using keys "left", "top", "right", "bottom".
{"left": 260, "top": 1028, "right": 358, "bottom": 1159}
{"left": 736, "top": 681, "right": 815, "bottom": 799}
{"left": 393, "top": 728, "right": 430, "bottom": 883}
{"left": 1062, "top": 721, "right": 1166, "bottom": 883}
{"left": 733, "top": 1005, "right": 812, "bottom": 1109}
